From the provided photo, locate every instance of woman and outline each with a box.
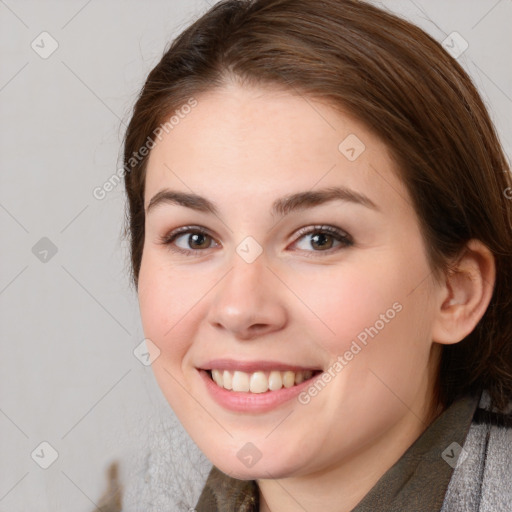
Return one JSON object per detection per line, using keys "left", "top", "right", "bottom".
{"left": 119, "top": 0, "right": 512, "bottom": 510}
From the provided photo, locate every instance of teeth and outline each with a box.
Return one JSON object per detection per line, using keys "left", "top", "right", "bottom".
{"left": 232, "top": 371, "right": 250, "bottom": 392}
{"left": 268, "top": 370, "right": 282, "bottom": 391}
{"left": 250, "top": 371, "right": 268, "bottom": 393}
{"left": 212, "top": 369, "right": 223, "bottom": 387}
{"left": 209, "top": 369, "right": 316, "bottom": 393}
{"left": 222, "top": 370, "right": 232, "bottom": 390}
{"left": 283, "top": 371, "right": 295, "bottom": 388}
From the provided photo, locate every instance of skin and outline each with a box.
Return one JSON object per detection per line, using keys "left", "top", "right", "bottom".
{"left": 137, "top": 81, "right": 496, "bottom": 512}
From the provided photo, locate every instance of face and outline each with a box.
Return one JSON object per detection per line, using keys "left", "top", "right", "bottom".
{"left": 137, "top": 83, "right": 443, "bottom": 480}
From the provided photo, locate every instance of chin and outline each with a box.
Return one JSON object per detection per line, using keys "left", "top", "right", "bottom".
{"left": 210, "top": 453, "right": 303, "bottom": 481}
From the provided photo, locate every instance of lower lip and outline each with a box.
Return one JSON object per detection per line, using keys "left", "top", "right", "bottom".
{"left": 198, "top": 369, "right": 321, "bottom": 413}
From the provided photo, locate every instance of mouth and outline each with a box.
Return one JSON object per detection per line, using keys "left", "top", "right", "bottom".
{"left": 196, "top": 360, "right": 324, "bottom": 413}
{"left": 204, "top": 368, "right": 323, "bottom": 393}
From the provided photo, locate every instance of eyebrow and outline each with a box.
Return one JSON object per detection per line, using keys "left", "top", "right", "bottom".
{"left": 146, "top": 186, "right": 380, "bottom": 217}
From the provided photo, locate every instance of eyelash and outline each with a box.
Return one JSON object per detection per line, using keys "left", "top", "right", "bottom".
{"left": 158, "top": 224, "right": 353, "bottom": 258}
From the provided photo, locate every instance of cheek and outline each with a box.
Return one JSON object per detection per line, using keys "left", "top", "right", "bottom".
{"left": 295, "top": 249, "right": 435, "bottom": 374}
{"left": 292, "top": 260, "right": 401, "bottom": 355}
{"left": 137, "top": 253, "right": 209, "bottom": 412}
{"left": 137, "top": 252, "right": 207, "bottom": 360}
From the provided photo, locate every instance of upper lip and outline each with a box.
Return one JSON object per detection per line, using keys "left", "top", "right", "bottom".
{"left": 198, "top": 359, "right": 322, "bottom": 373}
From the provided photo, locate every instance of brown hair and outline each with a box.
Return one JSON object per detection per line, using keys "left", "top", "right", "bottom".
{"left": 122, "top": 0, "right": 512, "bottom": 412}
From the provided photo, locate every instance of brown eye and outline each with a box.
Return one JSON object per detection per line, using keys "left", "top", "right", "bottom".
{"left": 309, "top": 232, "right": 335, "bottom": 250}
{"left": 159, "top": 226, "right": 219, "bottom": 255}
{"left": 292, "top": 225, "right": 353, "bottom": 254}
{"left": 185, "top": 232, "right": 212, "bottom": 249}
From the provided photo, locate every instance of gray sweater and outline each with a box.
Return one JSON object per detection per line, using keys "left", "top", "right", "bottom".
{"left": 440, "top": 391, "right": 512, "bottom": 512}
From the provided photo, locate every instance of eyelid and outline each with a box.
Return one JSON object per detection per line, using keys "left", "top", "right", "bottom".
{"left": 292, "top": 224, "right": 351, "bottom": 242}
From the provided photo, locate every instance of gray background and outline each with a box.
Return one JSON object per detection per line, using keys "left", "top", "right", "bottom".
{"left": 1, "top": 1, "right": 510, "bottom": 511}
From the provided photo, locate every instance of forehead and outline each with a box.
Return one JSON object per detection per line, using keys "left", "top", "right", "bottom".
{"left": 144, "top": 84, "right": 411, "bottom": 217}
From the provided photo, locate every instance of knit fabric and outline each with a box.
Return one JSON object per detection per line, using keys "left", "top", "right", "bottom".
{"left": 440, "top": 392, "right": 512, "bottom": 512}
{"left": 115, "top": 407, "right": 213, "bottom": 512}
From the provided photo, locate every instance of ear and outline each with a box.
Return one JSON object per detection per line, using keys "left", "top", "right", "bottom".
{"left": 431, "top": 239, "right": 496, "bottom": 345}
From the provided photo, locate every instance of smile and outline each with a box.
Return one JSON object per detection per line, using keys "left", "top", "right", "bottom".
{"left": 197, "top": 360, "right": 324, "bottom": 413}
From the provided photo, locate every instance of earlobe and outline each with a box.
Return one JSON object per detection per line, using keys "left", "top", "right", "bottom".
{"left": 431, "top": 239, "right": 496, "bottom": 345}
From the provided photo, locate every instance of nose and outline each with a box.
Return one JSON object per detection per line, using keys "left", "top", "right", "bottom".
{"left": 206, "top": 254, "right": 288, "bottom": 340}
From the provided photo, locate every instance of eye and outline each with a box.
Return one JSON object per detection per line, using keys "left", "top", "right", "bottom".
{"left": 158, "top": 224, "right": 353, "bottom": 257}
{"left": 290, "top": 225, "right": 353, "bottom": 255}
{"left": 158, "top": 226, "right": 219, "bottom": 256}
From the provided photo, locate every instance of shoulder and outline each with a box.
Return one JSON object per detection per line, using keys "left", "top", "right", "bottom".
{"left": 441, "top": 390, "right": 512, "bottom": 512}
{"left": 473, "top": 391, "right": 512, "bottom": 497}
